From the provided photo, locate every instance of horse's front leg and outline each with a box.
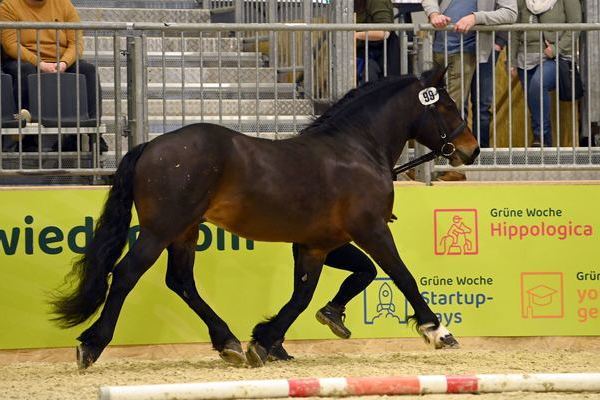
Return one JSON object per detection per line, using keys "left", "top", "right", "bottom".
{"left": 246, "top": 245, "right": 326, "bottom": 367}
{"left": 353, "top": 222, "right": 459, "bottom": 349}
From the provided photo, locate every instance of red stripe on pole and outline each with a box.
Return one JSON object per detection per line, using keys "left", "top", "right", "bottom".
{"left": 347, "top": 376, "right": 421, "bottom": 395}
{"left": 288, "top": 378, "right": 321, "bottom": 397}
{"left": 446, "top": 375, "right": 479, "bottom": 393}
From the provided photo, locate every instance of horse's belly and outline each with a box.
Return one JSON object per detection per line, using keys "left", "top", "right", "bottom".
{"left": 204, "top": 199, "right": 330, "bottom": 243}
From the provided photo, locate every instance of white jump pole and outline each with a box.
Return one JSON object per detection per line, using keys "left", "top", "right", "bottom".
{"left": 99, "top": 373, "right": 600, "bottom": 400}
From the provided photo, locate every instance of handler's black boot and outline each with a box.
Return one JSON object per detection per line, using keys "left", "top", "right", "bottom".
{"left": 315, "top": 302, "right": 351, "bottom": 339}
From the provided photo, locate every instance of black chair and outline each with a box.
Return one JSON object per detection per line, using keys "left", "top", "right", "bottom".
{"left": 1, "top": 73, "right": 25, "bottom": 128}
{"left": 28, "top": 72, "right": 97, "bottom": 128}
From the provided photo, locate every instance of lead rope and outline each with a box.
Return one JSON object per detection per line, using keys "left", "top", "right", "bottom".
{"left": 392, "top": 151, "right": 437, "bottom": 175}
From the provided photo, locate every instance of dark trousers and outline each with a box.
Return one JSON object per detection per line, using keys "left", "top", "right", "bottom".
{"left": 292, "top": 242, "right": 377, "bottom": 307}
{"left": 470, "top": 50, "right": 500, "bottom": 148}
{"left": 2, "top": 58, "right": 102, "bottom": 120}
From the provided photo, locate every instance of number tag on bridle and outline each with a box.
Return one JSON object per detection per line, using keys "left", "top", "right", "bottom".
{"left": 418, "top": 87, "right": 439, "bottom": 106}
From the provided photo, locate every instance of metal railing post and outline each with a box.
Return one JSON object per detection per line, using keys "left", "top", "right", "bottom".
{"left": 413, "top": 30, "right": 433, "bottom": 184}
{"left": 332, "top": 0, "right": 353, "bottom": 99}
{"left": 126, "top": 35, "right": 147, "bottom": 148}
{"left": 113, "top": 32, "right": 123, "bottom": 163}
{"left": 234, "top": 0, "right": 244, "bottom": 23}
{"left": 302, "top": 0, "right": 313, "bottom": 99}
{"left": 267, "top": 0, "right": 277, "bottom": 67}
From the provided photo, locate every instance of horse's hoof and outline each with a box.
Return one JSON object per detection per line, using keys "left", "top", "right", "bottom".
{"left": 76, "top": 343, "right": 102, "bottom": 370}
{"left": 219, "top": 341, "right": 247, "bottom": 366}
{"left": 436, "top": 333, "right": 460, "bottom": 349}
{"left": 268, "top": 343, "right": 294, "bottom": 362}
{"left": 246, "top": 341, "right": 268, "bottom": 368}
{"left": 418, "top": 322, "right": 460, "bottom": 350}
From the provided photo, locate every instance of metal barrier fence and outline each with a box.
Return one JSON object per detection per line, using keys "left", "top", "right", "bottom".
{"left": 0, "top": 21, "right": 598, "bottom": 183}
{"left": 415, "top": 23, "right": 600, "bottom": 181}
{"left": 201, "top": 0, "right": 343, "bottom": 23}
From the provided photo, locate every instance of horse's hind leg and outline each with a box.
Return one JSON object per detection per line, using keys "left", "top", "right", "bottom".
{"left": 247, "top": 245, "right": 325, "bottom": 367}
{"left": 165, "top": 225, "right": 245, "bottom": 365}
{"left": 77, "top": 230, "right": 166, "bottom": 369}
{"left": 353, "top": 222, "right": 459, "bottom": 349}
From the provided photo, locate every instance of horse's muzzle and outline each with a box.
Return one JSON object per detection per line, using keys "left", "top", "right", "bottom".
{"left": 450, "top": 146, "right": 480, "bottom": 166}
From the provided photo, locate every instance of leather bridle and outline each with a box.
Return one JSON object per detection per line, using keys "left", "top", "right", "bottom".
{"left": 393, "top": 87, "right": 466, "bottom": 175}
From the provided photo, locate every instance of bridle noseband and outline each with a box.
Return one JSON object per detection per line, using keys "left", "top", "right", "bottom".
{"left": 393, "top": 86, "right": 466, "bottom": 175}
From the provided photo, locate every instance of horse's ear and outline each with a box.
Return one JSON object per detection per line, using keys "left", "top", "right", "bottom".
{"left": 420, "top": 66, "right": 447, "bottom": 87}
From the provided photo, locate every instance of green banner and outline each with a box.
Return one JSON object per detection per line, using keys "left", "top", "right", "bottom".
{"left": 0, "top": 184, "right": 598, "bottom": 350}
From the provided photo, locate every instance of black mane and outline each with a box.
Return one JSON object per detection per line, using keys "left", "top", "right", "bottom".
{"left": 301, "top": 74, "right": 419, "bottom": 134}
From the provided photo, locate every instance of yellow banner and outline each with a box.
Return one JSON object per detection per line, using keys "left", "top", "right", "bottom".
{"left": 0, "top": 184, "right": 598, "bottom": 350}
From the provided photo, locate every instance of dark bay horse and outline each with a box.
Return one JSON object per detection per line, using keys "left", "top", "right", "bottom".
{"left": 51, "top": 66, "right": 479, "bottom": 369}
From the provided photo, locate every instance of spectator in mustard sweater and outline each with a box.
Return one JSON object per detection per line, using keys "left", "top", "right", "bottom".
{"left": 0, "top": 0, "right": 104, "bottom": 151}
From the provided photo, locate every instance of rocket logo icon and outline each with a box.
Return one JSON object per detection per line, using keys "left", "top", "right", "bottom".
{"left": 376, "top": 282, "right": 396, "bottom": 314}
{"left": 363, "top": 278, "right": 406, "bottom": 325}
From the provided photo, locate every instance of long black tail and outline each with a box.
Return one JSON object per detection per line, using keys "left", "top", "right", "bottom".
{"left": 50, "top": 143, "right": 148, "bottom": 328}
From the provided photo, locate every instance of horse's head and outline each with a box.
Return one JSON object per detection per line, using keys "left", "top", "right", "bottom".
{"left": 412, "top": 67, "right": 480, "bottom": 167}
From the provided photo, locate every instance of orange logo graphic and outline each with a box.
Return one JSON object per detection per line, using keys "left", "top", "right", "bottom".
{"left": 434, "top": 209, "right": 478, "bottom": 255}
{"left": 521, "top": 272, "right": 564, "bottom": 319}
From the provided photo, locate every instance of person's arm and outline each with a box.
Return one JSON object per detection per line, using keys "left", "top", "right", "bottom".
{"left": 0, "top": 2, "right": 38, "bottom": 65}
{"left": 355, "top": 0, "right": 393, "bottom": 41}
{"left": 473, "top": 0, "right": 518, "bottom": 26}
{"left": 421, "top": 0, "right": 442, "bottom": 17}
{"left": 495, "top": 31, "right": 508, "bottom": 49}
{"left": 555, "top": 0, "right": 582, "bottom": 57}
{"left": 355, "top": 31, "right": 389, "bottom": 41}
{"left": 59, "top": 0, "right": 83, "bottom": 68}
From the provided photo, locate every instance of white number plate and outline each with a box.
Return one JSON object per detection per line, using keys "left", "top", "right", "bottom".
{"left": 418, "top": 87, "right": 439, "bottom": 105}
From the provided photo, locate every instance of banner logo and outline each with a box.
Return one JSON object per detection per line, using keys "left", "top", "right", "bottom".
{"left": 521, "top": 272, "right": 564, "bottom": 319}
{"left": 434, "top": 209, "right": 478, "bottom": 255}
{"left": 363, "top": 278, "right": 408, "bottom": 325}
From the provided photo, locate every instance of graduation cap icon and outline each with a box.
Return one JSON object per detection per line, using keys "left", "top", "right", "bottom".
{"left": 527, "top": 284, "right": 557, "bottom": 306}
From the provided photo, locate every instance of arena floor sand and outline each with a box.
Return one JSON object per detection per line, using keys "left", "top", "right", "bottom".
{"left": 1, "top": 338, "right": 599, "bottom": 400}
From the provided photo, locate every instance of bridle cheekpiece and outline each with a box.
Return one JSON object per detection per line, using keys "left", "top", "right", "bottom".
{"left": 392, "top": 85, "right": 466, "bottom": 175}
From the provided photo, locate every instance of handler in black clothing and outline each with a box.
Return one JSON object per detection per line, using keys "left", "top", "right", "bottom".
{"left": 266, "top": 243, "right": 377, "bottom": 361}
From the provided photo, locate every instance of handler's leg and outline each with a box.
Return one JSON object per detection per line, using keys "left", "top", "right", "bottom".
{"left": 270, "top": 243, "right": 376, "bottom": 360}
{"left": 353, "top": 222, "right": 459, "bottom": 349}
{"left": 315, "top": 243, "right": 377, "bottom": 339}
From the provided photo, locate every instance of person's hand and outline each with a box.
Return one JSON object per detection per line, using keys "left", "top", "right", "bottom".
{"left": 429, "top": 12, "right": 451, "bottom": 29}
{"left": 39, "top": 61, "right": 56, "bottom": 73}
{"left": 510, "top": 67, "right": 518, "bottom": 79}
{"left": 57, "top": 61, "right": 67, "bottom": 73}
{"left": 454, "top": 14, "right": 476, "bottom": 33}
{"left": 544, "top": 40, "right": 555, "bottom": 59}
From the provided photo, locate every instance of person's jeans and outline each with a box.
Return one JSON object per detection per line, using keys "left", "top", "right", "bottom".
{"left": 2, "top": 58, "right": 102, "bottom": 120}
{"left": 471, "top": 50, "right": 500, "bottom": 148}
{"left": 356, "top": 46, "right": 385, "bottom": 85}
{"left": 518, "top": 59, "right": 556, "bottom": 146}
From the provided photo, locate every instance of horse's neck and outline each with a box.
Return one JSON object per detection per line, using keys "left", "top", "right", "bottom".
{"left": 366, "top": 93, "right": 416, "bottom": 170}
